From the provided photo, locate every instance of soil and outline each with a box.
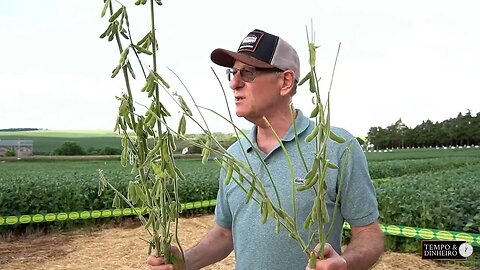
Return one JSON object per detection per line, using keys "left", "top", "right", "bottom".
{"left": 0, "top": 215, "right": 472, "bottom": 270}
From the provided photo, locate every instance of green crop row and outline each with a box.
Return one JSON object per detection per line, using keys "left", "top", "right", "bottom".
{"left": 374, "top": 163, "right": 480, "bottom": 252}
{"left": 1, "top": 158, "right": 478, "bottom": 234}
{"left": 368, "top": 156, "right": 480, "bottom": 179}
{"left": 375, "top": 164, "right": 479, "bottom": 231}
{"left": 1, "top": 156, "right": 478, "bottom": 260}
{"left": 365, "top": 147, "right": 480, "bottom": 161}
{"left": 0, "top": 160, "right": 220, "bottom": 216}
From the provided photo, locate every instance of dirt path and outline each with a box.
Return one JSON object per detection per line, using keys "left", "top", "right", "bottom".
{"left": 0, "top": 215, "right": 470, "bottom": 270}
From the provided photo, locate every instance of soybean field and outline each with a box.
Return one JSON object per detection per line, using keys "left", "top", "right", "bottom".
{"left": 0, "top": 147, "right": 479, "bottom": 259}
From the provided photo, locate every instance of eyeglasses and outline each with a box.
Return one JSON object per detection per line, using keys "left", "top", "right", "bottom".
{"left": 226, "top": 67, "right": 283, "bottom": 82}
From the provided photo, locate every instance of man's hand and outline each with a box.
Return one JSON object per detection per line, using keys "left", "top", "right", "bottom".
{"left": 147, "top": 246, "right": 186, "bottom": 270}
{"left": 147, "top": 223, "right": 234, "bottom": 270}
{"left": 306, "top": 243, "right": 347, "bottom": 270}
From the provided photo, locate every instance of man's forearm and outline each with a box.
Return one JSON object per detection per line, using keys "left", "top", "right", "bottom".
{"left": 184, "top": 224, "right": 234, "bottom": 270}
{"left": 342, "top": 222, "right": 385, "bottom": 270}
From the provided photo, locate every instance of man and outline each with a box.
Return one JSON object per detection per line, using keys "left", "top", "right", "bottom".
{"left": 148, "top": 29, "right": 384, "bottom": 270}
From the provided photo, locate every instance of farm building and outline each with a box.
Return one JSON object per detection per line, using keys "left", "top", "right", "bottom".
{"left": 0, "top": 140, "right": 33, "bottom": 157}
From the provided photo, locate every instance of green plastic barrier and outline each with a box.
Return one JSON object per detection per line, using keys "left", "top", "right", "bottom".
{"left": 342, "top": 223, "right": 479, "bottom": 246}
{"left": 0, "top": 199, "right": 216, "bottom": 225}
{"left": 1, "top": 199, "right": 478, "bottom": 247}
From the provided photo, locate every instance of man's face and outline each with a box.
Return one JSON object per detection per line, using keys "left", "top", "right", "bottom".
{"left": 229, "top": 61, "right": 283, "bottom": 122}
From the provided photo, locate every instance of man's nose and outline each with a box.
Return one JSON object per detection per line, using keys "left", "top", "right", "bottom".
{"left": 229, "top": 71, "right": 244, "bottom": 90}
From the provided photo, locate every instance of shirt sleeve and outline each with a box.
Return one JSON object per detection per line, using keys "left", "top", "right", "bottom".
{"left": 339, "top": 137, "right": 379, "bottom": 227}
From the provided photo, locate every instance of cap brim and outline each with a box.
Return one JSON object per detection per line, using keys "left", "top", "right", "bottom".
{"left": 210, "top": 48, "right": 274, "bottom": 69}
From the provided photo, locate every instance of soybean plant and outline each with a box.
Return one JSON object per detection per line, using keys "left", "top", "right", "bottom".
{"left": 300, "top": 27, "right": 348, "bottom": 268}
{"left": 96, "top": 0, "right": 186, "bottom": 267}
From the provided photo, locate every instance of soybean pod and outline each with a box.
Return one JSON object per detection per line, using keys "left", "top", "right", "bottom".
{"left": 305, "top": 124, "right": 320, "bottom": 142}
{"left": 245, "top": 185, "right": 255, "bottom": 204}
{"left": 260, "top": 200, "right": 268, "bottom": 224}
{"left": 224, "top": 161, "right": 233, "bottom": 185}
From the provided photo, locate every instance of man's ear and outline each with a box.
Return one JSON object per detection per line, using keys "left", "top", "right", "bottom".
{"left": 279, "top": 70, "right": 295, "bottom": 97}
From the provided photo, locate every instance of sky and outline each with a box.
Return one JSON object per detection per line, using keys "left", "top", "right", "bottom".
{"left": 1, "top": 0, "right": 479, "bottom": 136}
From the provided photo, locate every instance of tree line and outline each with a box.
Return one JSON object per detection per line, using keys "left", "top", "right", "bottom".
{"left": 367, "top": 110, "right": 479, "bottom": 149}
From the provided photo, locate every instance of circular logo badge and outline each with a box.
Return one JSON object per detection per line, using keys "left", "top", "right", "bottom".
{"left": 459, "top": 243, "right": 473, "bottom": 258}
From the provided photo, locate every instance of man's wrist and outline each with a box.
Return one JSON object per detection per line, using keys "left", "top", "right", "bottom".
{"left": 183, "top": 249, "right": 194, "bottom": 270}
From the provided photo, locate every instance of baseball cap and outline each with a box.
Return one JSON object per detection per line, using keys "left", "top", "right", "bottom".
{"left": 210, "top": 29, "right": 300, "bottom": 82}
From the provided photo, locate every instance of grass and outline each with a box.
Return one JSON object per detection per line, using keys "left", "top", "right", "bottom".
{"left": 0, "top": 159, "right": 219, "bottom": 181}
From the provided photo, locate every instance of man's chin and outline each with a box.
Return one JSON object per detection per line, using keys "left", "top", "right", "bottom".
{"left": 235, "top": 110, "right": 245, "bottom": 118}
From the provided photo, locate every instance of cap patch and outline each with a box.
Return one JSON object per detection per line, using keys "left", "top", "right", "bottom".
{"left": 238, "top": 31, "right": 264, "bottom": 52}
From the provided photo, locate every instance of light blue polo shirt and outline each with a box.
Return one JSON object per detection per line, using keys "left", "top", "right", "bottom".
{"left": 215, "top": 109, "right": 378, "bottom": 270}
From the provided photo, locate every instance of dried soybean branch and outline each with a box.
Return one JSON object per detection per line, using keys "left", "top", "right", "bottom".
{"left": 96, "top": 0, "right": 184, "bottom": 268}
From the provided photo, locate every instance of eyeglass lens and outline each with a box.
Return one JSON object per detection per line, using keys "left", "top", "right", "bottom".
{"left": 226, "top": 68, "right": 257, "bottom": 82}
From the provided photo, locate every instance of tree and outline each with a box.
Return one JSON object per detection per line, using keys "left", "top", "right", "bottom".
{"left": 52, "top": 141, "right": 86, "bottom": 156}
{"left": 101, "top": 146, "right": 122, "bottom": 155}
{"left": 367, "top": 110, "right": 479, "bottom": 148}
{"left": 367, "top": 126, "right": 389, "bottom": 149}
{"left": 386, "top": 118, "right": 409, "bottom": 148}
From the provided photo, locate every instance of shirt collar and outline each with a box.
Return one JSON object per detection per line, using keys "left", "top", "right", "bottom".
{"left": 244, "top": 109, "right": 311, "bottom": 152}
